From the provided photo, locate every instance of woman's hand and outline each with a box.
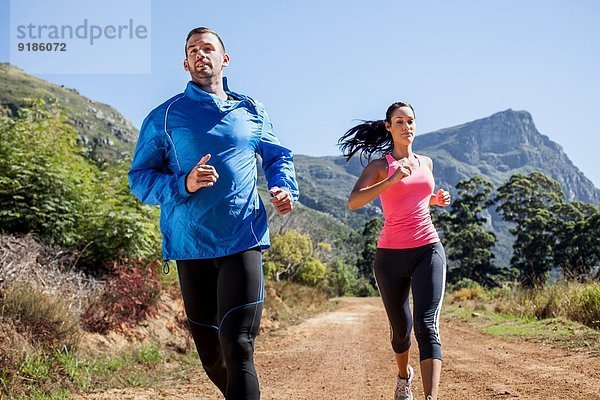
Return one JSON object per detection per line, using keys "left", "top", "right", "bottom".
{"left": 433, "top": 188, "right": 451, "bottom": 206}
{"left": 388, "top": 164, "right": 412, "bottom": 184}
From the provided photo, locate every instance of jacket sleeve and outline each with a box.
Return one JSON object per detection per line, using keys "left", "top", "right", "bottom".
{"left": 128, "top": 116, "right": 192, "bottom": 206}
{"left": 256, "top": 108, "right": 299, "bottom": 201}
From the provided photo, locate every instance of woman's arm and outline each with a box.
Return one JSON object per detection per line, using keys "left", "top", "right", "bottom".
{"left": 423, "top": 156, "right": 451, "bottom": 207}
{"left": 348, "top": 159, "right": 411, "bottom": 210}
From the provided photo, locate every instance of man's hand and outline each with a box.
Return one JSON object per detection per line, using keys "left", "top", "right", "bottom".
{"left": 186, "top": 154, "right": 219, "bottom": 193}
{"left": 269, "top": 187, "right": 293, "bottom": 215}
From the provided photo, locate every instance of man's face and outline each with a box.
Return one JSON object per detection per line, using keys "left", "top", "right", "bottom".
{"left": 183, "top": 33, "right": 229, "bottom": 82}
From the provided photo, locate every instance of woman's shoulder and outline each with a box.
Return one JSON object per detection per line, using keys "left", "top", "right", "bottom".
{"left": 360, "top": 157, "right": 389, "bottom": 179}
{"left": 368, "top": 157, "right": 390, "bottom": 172}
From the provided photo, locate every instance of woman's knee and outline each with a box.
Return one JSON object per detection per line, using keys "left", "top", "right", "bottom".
{"left": 390, "top": 325, "right": 412, "bottom": 353}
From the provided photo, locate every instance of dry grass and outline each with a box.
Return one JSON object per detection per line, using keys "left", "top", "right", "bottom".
{"left": 0, "top": 234, "right": 103, "bottom": 315}
{"left": 2, "top": 282, "right": 81, "bottom": 350}
{"left": 450, "top": 281, "right": 600, "bottom": 330}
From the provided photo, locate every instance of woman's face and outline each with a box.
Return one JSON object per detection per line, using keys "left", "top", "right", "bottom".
{"left": 385, "top": 106, "right": 416, "bottom": 146}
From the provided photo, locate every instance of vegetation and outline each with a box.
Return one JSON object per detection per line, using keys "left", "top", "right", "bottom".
{"left": 81, "top": 258, "right": 162, "bottom": 334}
{"left": 435, "top": 176, "right": 504, "bottom": 286}
{"left": 446, "top": 280, "right": 600, "bottom": 359}
{"left": 0, "top": 100, "right": 161, "bottom": 272}
{"left": 496, "top": 172, "right": 600, "bottom": 287}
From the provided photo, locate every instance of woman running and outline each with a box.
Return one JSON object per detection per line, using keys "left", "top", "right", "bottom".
{"left": 339, "top": 102, "right": 450, "bottom": 400}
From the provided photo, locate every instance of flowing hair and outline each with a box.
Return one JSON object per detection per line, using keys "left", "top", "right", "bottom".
{"left": 338, "top": 102, "right": 415, "bottom": 164}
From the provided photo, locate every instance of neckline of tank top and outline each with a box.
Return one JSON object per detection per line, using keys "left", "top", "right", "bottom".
{"left": 387, "top": 153, "right": 422, "bottom": 168}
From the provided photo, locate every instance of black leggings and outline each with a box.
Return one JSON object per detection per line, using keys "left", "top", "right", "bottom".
{"left": 176, "top": 247, "right": 263, "bottom": 400}
{"left": 373, "top": 242, "right": 446, "bottom": 361}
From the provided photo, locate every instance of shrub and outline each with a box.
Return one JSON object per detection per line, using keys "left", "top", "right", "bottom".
{"left": 0, "top": 101, "right": 161, "bottom": 273}
{"left": 324, "top": 260, "right": 358, "bottom": 297}
{"left": 354, "top": 277, "right": 378, "bottom": 297}
{"left": 574, "top": 283, "right": 600, "bottom": 329}
{"left": 81, "top": 258, "right": 161, "bottom": 333}
{"left": 449, "top": 278, "right": 481, "bottom": 292}
{"left": 296, "top": 258, "right": 327, "bottom": 286}
{"left": 451, "top": 286, "right": 486, "bottom": 302}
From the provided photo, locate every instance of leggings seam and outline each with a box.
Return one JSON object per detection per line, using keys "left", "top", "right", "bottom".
{"left": 218, "top": 299, "right": 264, "bottom": 332}
{"left": 187, "top": 317, "right": 219, "bottom": 331}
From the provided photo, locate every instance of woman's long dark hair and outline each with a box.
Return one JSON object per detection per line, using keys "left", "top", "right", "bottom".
{"left": 338, "top": 102, "right": 415, "bottom": 164}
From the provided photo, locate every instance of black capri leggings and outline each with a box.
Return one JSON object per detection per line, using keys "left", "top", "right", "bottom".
{"left": 176, "top": 247, "right": 263, "bottom": 400}
{"left": 373, "top": 241, "right": 446, "bottom": 361}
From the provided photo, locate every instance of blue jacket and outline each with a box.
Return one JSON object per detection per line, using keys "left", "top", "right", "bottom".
{"left": 129, "top": 80, "right": 299, "bottom": 260}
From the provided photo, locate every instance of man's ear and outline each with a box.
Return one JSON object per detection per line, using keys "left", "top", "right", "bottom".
{"left": 183, "top": 58, "right": 190, "bottom": 71}
{"left": 222, "top": 54, "right": 230, "bottom": 68}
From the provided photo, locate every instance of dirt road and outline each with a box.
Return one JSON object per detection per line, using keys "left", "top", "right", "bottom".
{"left": 78, "top": 297, "right": 600, "bottom": 400}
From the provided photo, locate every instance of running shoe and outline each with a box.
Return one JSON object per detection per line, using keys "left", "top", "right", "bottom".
{"left": 394, "top": 365, "right": 414, "bottom": 400}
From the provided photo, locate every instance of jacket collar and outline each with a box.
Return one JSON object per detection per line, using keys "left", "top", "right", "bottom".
{"left": 184, "top": 77, "right": 248, "bottom": 102}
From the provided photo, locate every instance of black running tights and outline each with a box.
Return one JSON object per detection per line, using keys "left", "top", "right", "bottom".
{"left": 176, "top": 247, "right": 263, "bottom": 400}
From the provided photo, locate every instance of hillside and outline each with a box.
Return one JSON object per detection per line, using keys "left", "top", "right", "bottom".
{"left": 0, "top": 63, "right": 136, "bottom": 162}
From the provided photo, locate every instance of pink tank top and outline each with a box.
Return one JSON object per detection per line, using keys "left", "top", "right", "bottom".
{"left": 377, "top": 154, "right": 439, "bottom": 249}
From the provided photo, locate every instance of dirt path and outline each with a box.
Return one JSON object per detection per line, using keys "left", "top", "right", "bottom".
{"left": 77, "top": 297, "right": 600, "bottom": 399}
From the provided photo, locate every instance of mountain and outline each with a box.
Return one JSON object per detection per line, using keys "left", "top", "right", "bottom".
{"left": 413, "top": 109, "right": 600, "bottom": 204}
{"left": 0, "top": 63, "right": 136, "bottom": 162}
{"left": 292, "top": 109, "right": 600, "bottom": 230}
{"left": 3, "top": 65, "right": 598, "bottom": 265}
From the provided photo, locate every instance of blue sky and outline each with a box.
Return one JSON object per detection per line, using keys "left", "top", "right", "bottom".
{"left": 2, "top": 0, "right": 599, "bottom": 188}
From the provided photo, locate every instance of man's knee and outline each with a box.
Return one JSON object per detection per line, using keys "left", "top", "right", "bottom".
{"left": 221, "top": 332, "right": 254, "bottom": 364}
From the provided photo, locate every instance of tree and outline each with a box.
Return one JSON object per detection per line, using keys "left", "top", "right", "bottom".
{"left": 325, "top": 259, "right": 358, "bottom": 297}
{"left": 355, "top": 217, "right": 383, "bottom": 286}
{"left": 264, "top": 230, "right": 313, "bottom": 281}
{"left": 554, "top": 203, "right": 600, "bottom": 280}
{"left": 495, "top": 172, "right": 564, "bottom": 287}
{"left": 436, "top": 176, "right": 502, "bottom": 286}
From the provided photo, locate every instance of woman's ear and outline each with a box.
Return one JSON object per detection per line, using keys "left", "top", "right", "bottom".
{"left": 384, "top": 120, "right": 391, "bottom": 132}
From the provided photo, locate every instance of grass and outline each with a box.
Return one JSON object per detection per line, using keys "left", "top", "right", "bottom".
{"left": 445, "top": 282, "right": 600, "bottom": 354}
{"left": 13, "top": 388, "right": 70, "bottom": 400}
{"left": 0, "top": 342, "right": 169, "bottom": 399}
{"left": 3, "top": 283, "right": 80, "bottom": 350}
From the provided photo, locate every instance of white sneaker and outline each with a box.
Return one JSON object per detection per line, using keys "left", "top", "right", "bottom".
{"left": 394, "top": 365, "right": 414, "bottom": 400}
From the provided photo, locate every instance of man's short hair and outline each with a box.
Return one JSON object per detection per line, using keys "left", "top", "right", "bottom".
{"left": 185, "top": 27, "right": 226, "bottom": 55}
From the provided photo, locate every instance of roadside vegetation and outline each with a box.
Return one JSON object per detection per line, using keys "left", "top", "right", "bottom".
{"left": 1, "top": 101, "right": 599, "bottom": 398}
{"left": 445, "top": 279, "right": 600, "bottom": 352}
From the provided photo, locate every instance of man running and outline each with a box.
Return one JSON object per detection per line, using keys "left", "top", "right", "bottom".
{"left": 129, "top": 27, "right": 298, "bottom": 400}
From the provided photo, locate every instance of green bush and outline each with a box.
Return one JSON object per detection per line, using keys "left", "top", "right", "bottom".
{"left": 296, "top": 258, "right": 327, "bottom": 286}
{"left": 574, "top": 283, "right": 600, "bottom": 329}
{"left": 448, "top": 278, "right": 481, "bottom": 292}
{"left": 354, "top": 277, "right": 378, "bottom": 297}
{"left": 324, "top": 260, "right": 358, "bottom": 297}
{"left": 0, "top": 100, "right": 161, "bottom": 272}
